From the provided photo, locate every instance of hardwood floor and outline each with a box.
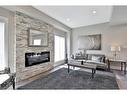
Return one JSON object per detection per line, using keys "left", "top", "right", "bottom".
{"left": 16, "top": 64, "right": 127, "bottom": 89}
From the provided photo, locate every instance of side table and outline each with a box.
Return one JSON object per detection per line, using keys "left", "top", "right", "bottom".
{"left": 108, "top": 59, "right": 126, "bottom": 74}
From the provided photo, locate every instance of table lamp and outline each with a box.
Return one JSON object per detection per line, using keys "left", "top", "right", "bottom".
{"left": 111, "top": 45, "right": 121, "bottom": 60}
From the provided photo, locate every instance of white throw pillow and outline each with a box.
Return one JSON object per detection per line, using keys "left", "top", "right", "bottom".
{"left": 91, "top": 56, "right": 101, "bottom": 62}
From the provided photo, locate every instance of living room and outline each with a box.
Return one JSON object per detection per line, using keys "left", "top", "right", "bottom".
{"left": 0, "top": 4, "right": 127, "bottom": 92}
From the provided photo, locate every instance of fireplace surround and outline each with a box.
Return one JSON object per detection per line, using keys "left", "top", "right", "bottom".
{"left": 16, "top": 12, "right": 54, "bottom": 82}
{"left": 25, "top": 51, "right": 50, "bottom": 67}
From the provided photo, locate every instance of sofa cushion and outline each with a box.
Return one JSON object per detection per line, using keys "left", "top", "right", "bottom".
{"left": 86, "top": 60, "right": 106, "bottom": 67}
{"left": 86, "top": 60, "right": 104, "bottom": 64}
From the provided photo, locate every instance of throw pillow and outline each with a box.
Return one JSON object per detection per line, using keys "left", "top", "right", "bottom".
{"left": 91, "top": 56, "right": 101, "bottom": 62}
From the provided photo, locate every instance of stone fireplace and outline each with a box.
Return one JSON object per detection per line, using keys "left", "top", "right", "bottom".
{"left": 16, "top": 12, "right": 54, "bottom": 82}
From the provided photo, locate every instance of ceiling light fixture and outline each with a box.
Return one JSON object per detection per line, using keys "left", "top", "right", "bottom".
{"left": 66, "top": 18, "right": 70, "bottom": 22}
{"left": 92, "top": 10, "right": 97, "bottom": 14}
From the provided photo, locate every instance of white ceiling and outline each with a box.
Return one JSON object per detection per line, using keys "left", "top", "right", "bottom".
{"left": 33, "top": 6, "right": 113, "bottom": 28}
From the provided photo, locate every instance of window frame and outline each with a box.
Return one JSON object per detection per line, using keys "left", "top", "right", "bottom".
{"left": 0, "top": 16, "right": 8, "bottom": 70}
{"left": 54, "top": 35, "right": 66, "bottom": 63}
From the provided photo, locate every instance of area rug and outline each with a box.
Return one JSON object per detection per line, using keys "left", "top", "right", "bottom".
{"left": 18, "top": 68, "right": 119, "bottom": 89}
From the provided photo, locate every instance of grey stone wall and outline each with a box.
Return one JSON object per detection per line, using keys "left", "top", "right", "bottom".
{"left": 16, "top": 12, "right": 54, "bottom": 82}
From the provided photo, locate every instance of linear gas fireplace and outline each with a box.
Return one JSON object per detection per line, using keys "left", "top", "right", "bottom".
{"left": 25, "top": 51, "right": 50, "bottom": 67}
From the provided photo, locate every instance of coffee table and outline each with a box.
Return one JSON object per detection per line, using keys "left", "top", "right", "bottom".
{"left": 67, "top": 63, "right": 97, "bottom": 78}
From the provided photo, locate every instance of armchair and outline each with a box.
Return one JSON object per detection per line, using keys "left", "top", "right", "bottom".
{"left": 0, "top": 68, "right": 15, "bottom": 90}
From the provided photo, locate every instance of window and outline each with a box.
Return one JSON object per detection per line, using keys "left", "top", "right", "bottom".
{"left": 55, "top": 35, "right": 65, "bottom": 62}
{"left": 0, "top": 22, "right": 5, "bottom": 70}
{"left": 33, "top": 39, "right": 41, "bottom": 45}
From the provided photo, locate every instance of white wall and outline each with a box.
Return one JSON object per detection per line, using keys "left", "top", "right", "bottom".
{"left": 72, "top": 23, "right": 127, "bottom": 61}
{"left": 66, "top": 31, "right": 72, "bottom": 59}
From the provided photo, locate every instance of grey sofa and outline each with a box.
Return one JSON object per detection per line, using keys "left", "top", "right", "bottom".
{"left": 74, "top": 54, "right": 108, "bottom": 70}
{"left": 86, "top": 54, "right": 107, "bottom": 69}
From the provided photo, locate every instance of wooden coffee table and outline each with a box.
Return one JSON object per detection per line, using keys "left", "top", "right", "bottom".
{"left": 67, "top": 63, "right": 97, "bottom": 78}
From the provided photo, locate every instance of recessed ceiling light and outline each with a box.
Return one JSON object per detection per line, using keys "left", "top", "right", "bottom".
{"left": 66, "top": 18, "right": 70, "bottom": 22}
{"left": 92, "top": 10, "right": 97, "bottom": 14}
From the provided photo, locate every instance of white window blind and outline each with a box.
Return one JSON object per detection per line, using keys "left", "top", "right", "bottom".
{"left": 0, "top": 22, "right": 5, "bottom": 70}
{"left": 55, "top": 35, "right": 65, "bottom": 62}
